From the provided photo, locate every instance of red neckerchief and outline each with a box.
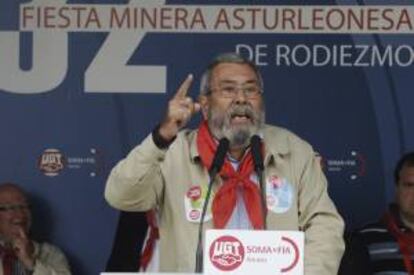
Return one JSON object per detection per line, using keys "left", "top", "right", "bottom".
{"left": 0, "top": 244, "right": 16, "bottom": 275}
{"left": 383, "top": 211, "right": 414, "bottom": 275}
{"left": 197, "top": 120, "right": 264, "bottom": 229}
{"left": 140, "top": 210, "right": 159, "bottom": 271}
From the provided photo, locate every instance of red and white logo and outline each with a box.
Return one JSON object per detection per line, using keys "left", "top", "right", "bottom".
{"left": 209, "top": 235, "right": 245, "bottom": 271}
{"left": 189, "top": 209, "right": 200, "bottom": 220}
{"left": 186, "top": 185, "right": 202, "bottom": 200}
{"left": 38, "top": 148, "right": 65, "bottom": 177}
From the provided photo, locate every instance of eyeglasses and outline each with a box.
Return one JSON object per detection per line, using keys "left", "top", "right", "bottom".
{"left": 209, "top": 83, "right": 262, "bottom": 99}
{"left": 0, "top": 204, "right": 30, "bottom": 212}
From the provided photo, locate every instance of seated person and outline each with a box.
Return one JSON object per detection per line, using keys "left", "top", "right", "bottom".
{"left": 0, "top": 182, "right": 71, "bottom": 275}
{"left": 353, "top": 152, "right": 414, "bottom": 274}
{"left": 338, "top": 231, "right": 372, "bottom": 275}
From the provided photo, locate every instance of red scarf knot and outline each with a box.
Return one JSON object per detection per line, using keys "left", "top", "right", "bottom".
{"left": 196, "top": 120, "right": 264, "bottom": 230}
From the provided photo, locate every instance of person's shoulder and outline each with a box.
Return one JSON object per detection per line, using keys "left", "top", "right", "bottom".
{"left": 354, "top": 219, "right": 391, "bottom": 245}
{"left": 263, "top": 124, "right": 296, "bottom": 137}
{"left": 357, "top": 220, "right": 387, "bottom": 234}
{"left": 33, "top": 241, "right": 67, "bottom": 256}
{"left": 263, "top": 124, "right": 313, "bottom": 155}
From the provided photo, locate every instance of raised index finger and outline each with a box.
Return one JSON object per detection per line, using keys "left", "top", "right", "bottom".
{"left": 173, "top": 74, "right": 193, "bottom": 99}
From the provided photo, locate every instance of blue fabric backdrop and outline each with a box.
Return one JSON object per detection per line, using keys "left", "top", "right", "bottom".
{"left": 1, "top": 0, "right": 414, "bottom": 274}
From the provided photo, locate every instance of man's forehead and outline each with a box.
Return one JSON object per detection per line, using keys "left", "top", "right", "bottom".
{"left": 212, "top": 62, "right": 255, "bottom": 73}
{"left": 211, "top": 63, "right": 258, "bottom": 82}
{"left": 399, "top": 165, "right": 414, "bottom": 182}
{"left": 217, "top": 79, "right": 258, "bottom": 84}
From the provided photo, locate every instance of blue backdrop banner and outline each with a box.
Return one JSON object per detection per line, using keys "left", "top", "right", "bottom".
{"left": 1, "top": 1, "right": 414, "bottom": 274}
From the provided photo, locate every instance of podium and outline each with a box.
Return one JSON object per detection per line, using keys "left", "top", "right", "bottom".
{"left": 204, "top": 230, "right": 303, "bottom": 275}
{"left": 102, "top": 229, "right": 304, "bottom": 275}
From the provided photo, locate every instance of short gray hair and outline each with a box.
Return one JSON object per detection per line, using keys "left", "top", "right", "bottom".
{"left": 199, "top": 52, "right": 263, "bottom": 96}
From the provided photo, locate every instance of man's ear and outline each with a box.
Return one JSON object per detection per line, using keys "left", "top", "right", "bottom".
{"left": 198, "top": 95, "right": 209, "bottom": 119}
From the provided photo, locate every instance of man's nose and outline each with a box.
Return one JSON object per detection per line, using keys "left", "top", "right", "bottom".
{"left": 233, "top": 88, "right": 248, "bottom": 103}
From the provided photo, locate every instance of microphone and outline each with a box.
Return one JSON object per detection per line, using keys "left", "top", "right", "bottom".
{"left": 195, "top": 137, "right": 229, "bottom": 273}
{"left": 250, "top": 135, "right": 267, "bottom": 229}
{"left": 208, "top": 137, "right": 230, "bottom": 177}
{"left": 250, "top": 135, "right": 264, "bottom": 171}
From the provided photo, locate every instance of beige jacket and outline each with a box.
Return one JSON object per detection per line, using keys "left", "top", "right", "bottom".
{"left": 0, "top": 241, "right": 71, "bottom": 275}
{"left": 105, "top": 124, "right": 345, "bottom": 274}
{"left": 32, "top": 242, "right": 71, "bottom": 275}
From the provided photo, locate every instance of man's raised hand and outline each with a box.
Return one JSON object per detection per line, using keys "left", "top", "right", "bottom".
{"left": 159, "top": 74, "right": 201, "bottom": 141}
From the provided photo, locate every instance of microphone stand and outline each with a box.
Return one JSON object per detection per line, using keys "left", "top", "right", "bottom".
{"left": 250, "top": 135, "right": 267, "bottom": 230}
{"left": 256, "top": 168, "right": 267, "bottom": 230}
{"left": 195, "top": 169, "right": 218, "bottom": 273}
{"left": 194, "top": 138, "right": 229, "bottom": 273}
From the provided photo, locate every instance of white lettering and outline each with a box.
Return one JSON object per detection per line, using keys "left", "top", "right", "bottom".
{"left": 1, "top": 0, "right": 68, "bottom": 94}
{"left": 84, "top": 31, "right": 166, "bottom": 93}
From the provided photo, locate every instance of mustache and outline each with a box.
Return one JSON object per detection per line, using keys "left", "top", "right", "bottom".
{"left": 227, "top": 104, "right": 255, "bottom": 119}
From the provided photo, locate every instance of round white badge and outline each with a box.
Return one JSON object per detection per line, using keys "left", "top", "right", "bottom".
{"left": 266, "top": 175, "right": 294, "bottom": 214}
{"left": 184, "top": 185, "right": 213, "bottom": 223}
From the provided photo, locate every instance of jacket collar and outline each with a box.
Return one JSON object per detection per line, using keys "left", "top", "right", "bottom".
{"left": 189, "top": 124, "right": 291, "bottom": 164}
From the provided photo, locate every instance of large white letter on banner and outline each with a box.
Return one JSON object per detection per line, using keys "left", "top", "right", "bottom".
{"left": 85, "top": 0, "right": 167, "bottom": 93}
{"left": 0, "top": 31, "right": 68, "bottom": 94}
{"left": 85, "top": 31, "right": 166, "bottom": 93}
{"left": 0, "top": 0, "right": 68, "bottom": 94}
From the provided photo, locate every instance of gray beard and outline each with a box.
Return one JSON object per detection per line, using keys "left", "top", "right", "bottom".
{"left": 207, "top": 104, "right": 264, "bottom": 149}
{"left": 222, "top": 123, "right": 254, "bottom": 149}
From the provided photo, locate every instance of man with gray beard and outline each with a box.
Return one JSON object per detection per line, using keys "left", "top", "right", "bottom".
{"left": 105, "top": 52, "right": 345, "bottom": 274}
